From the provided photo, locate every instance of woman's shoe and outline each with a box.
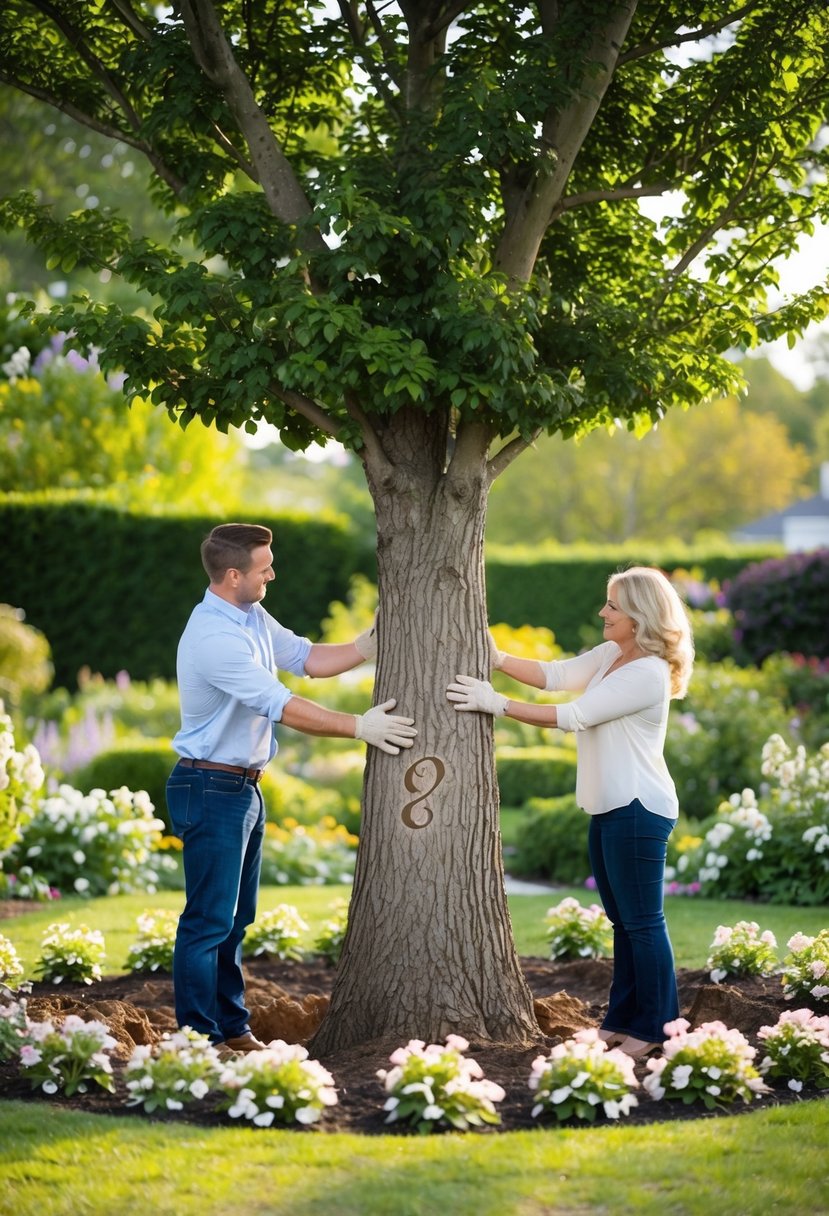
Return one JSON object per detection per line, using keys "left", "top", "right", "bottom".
{"left": 617, "top": 1036, "right": 663, "bottom": 1059}
{"left": 597, "top": 1030, "right": 627, "bottom": 1048}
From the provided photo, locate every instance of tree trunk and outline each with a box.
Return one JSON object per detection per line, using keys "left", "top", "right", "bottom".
{"left": 310, "top": 409, "right": 538, "bottom": 1054}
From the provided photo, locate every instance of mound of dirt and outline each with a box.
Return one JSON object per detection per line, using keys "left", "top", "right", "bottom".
{"left": 1, "top": 954, "right": 826, "bottom": 1133}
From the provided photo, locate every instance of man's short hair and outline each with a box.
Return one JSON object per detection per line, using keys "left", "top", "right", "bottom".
{"left": 200, "top": 523, "right": 273, "bottom": 582}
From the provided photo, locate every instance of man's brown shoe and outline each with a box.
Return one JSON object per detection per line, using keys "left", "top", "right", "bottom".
{"left": 218, "top": 1032, "right": 267, "bottom": 1057}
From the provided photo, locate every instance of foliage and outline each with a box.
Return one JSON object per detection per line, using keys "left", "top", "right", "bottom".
{"left": 757, "top": 1009, "right": 829, "bottom": 1090}
{"left": 496, "top": 744, "right": 577, "bottom": 807}
{"left": 0, "top": 934, "right": 23, "bottom": 984}
{"left": 126, "top": 909, "right": 179, "bottom": 974}
{"left": 544, "top": 897, "right": 612, "bottom": 961}
{"left": 0, "top": 495, "right": 371, "bottom": 685}
{"left": 643, "top": 1019, "right": 769, "bottom": 1109}
{"left": 764, "top": 653, "right": 829, "bottom": 751}
{"left": 243, "top": 904, "right": 309, "bottom": 961}
{"left": 0, "top": 989, "right": 28, "bottom": 1061}
{"left": 221, "top": 1042, "right": 338, "bottom": 1127}
{"left": 486, "top": 546, "right": 779, "bottom": 655}
{"left": 0, "top": 345, "right": 244, "bottom": 510}
{"left": 725, "top": 549, "right": 829, "bottom": 664}
{"left": 260, "top": 769, "right": 348, "bottom": 829}
{"left": 665, "top": 661, "right": 793, "bottom": 819}
{"left": 33, "top": 922, "right": 106, "bottom": 986}
{"left": 673, "top": 735, "right": 829, "bottom": 905}
{"left": 259, "top": 818, "right": 358, "bottom": 887}
{"left": 6, "top": 782, "right": 172, "bottom": 899}
{"left": 705, "top": 921, "right": 779, "bottom": 984}
{"left": 312, "top": 898, "right": 350, "bottom": 964}
{"left": 528, "top": 1029, "right": 639, "bottom": 1122}
{"left": 18, "top": 1013, "right": 117, "bottom": 1096}
{"left": 0, "top": 605, "right": 52, "bottom": 707}
{"left": 0, "top": 698, "right": 44, "bottom": 857}
{"left": 124, "top": 1029, "right": 223, "bottom": 1114}
{"left": 27, "top": 670, "right": 182, "bottom": 753}
{"left": 73, "top": 741, "right": 178, "bottom": 833}
{"left": 781, "top": 930, "right": 829, "bottom": 1002}
{"left": 486, "top": 392, "right": 811, "bottom": 546}
{"left": 512, "top": 794, "right": 589, "bottom": 885}
{"left": 377, "top": 1035, "right": 505, "bottom": 1133}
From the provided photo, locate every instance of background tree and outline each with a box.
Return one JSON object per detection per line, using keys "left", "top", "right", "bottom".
{"left": 1, "top": 1, "right": 828, "bottom": 1053}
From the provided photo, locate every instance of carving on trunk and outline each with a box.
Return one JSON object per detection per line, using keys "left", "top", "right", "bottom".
{"left": 401, "top": 755, "right": 445, "bottom": 829}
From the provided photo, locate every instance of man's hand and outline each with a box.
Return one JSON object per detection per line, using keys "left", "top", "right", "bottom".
{"left": 354, "top": 699, "right": 417, "bottom": 754}
{"left": 446, "top": 675, "right": 508, "bottom": 716}
{"left": 354, "top": 612, "right": 378, "bottom": 661}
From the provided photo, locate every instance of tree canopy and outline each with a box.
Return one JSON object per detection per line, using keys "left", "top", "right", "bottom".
{"left": 1, "top": 1, "right": 828, "bottom": 471}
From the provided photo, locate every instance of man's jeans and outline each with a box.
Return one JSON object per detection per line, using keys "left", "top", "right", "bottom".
{"left": 588, "top": 799, "right": 679, "bottom": 1043}
{"left": 166, "top": 762, "right": 265, "bottom": 1042}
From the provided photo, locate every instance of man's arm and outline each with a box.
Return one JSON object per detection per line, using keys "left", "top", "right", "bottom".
{"left": 280, "top": 695, "right": 416, "bottom": 755}
{"left": 303, "top": 614, "right": 378, "bottom": 677}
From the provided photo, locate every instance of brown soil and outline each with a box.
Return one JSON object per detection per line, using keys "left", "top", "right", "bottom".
{"left": 1, "top": 954, "right": 826, "bottom": 1133}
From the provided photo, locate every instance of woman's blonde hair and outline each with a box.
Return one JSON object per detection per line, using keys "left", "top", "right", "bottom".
{"left": 609, "top": 566, "right": 694, "bottom": 698}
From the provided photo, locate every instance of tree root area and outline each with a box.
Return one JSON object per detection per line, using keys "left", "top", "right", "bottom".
{"left": 1, "top": 955, "right": 826, "bottom": 1133}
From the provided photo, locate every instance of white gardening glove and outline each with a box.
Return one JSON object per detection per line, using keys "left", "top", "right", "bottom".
{"left": 354, "top": 611, "right": 378, "bottom": 661}
{"left": 488, "top": 632, "right": 506, "bottom": 671}
{"left": 446, "top": 674, "right": 508, "bottom": 717}
{"left": 354, "top": 699, "right": 417, "bottom": 754}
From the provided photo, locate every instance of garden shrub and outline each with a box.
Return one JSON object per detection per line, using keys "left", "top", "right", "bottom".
{"left": 665, "top": 660, "right": 792, "bottom": 820}
{"left": 724, "top": 548, "right": 829, "bottom": 665}
{"left": 73, "top": 740, "right": 177, "bottom": 832}
{"left": 0, "top": 606, "right": 52, "bottom": 706}
{"left": 497, "top": 745, "right": 577, "bottom": 807}
{"left": 512, "top": 794, "right": 589, "bottom": 885}
{"left": 259, "top": 769, "right": 344, "bottom": 828}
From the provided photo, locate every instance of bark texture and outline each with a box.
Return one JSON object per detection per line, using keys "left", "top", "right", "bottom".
{"left": 311, "top": 410, "right": 538, "bottom": 1054}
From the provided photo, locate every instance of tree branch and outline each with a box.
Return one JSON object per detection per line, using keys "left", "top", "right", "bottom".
{"left": 618, "top": 2, "right": 761, "bottom": 66}
{"left": 344, "top": 390, "right": 394, "bottom": 475}
{"left": 267, "top": 383, "right": 341, "bottom": 437}
{"left": 104, "top": 0, "right": 153, "bottom": 42}
{"left": 177, "top": 0, "right": 324, "bottom": 246}
{"left": 486, "top": 430, "right": 542, "bottom": 484}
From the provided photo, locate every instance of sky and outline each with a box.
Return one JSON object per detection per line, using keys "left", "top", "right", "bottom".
{"left": 751, "top": 222, "right": 829, "bottom": 389}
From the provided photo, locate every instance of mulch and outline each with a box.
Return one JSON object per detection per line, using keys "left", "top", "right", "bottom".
{"left": 1, "top": 949, "right": 827, "bottom": 1134}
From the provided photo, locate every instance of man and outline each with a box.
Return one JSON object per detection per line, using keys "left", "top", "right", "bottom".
{"left": 166, "top": 522, "right": 416, "bottom": 1053}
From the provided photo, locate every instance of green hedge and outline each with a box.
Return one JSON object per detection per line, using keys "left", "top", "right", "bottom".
{"left": 0, "top": 493, "right": 374, "bottom": 687}
{"left": 511, "top": 794, "right": 590, "bottom": 885}
{"left": 486, "top": 542, "right": 780, "bottom": 651}
{"left": 497, "top": 744, "right": 577, "bottom": 806}
{"left": 73, "top": 740, "right": 178, "bottom": 831}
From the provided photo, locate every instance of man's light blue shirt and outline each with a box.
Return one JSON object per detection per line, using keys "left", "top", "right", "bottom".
{"left": 172, "top": 589, "right": 312, "bottom": 768}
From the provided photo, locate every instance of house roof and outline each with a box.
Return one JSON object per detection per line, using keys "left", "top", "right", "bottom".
{"left": 732, "top": 491, "right": 829, "bottom": 541}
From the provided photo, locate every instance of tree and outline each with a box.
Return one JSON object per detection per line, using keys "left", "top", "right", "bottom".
{"left": 1, "top": 1, "right": 828, "bottom": 1053}
{"left": 487, "top": 388, "right": 811, "bottom": 544}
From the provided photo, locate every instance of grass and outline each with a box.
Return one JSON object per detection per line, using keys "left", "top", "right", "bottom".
{"left": 0, "top": 1098, "right": 827, "bottom": 1216}
{"left": 2, "top": 884, "right": 828, "bottom": 977}
{"left": 2, "top": 883, "right": 828, "bottom": 1215}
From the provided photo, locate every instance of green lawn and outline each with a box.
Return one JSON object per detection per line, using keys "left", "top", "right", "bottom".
{"left": 2, "top": 883, "right": 826, "bottom": 977}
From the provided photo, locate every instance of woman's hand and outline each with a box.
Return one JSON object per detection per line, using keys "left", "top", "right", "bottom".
{"left": 446, "top": 675, "right": 508, "bottom": 717}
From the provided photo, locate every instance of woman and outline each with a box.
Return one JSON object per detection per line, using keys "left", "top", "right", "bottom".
{"left": 446, "top": 566, "right": 694, "bottom": 1058}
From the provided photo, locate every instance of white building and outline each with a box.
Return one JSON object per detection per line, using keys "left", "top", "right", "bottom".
{"left": 732, "top": 462, "right": 829, "bottom": 552}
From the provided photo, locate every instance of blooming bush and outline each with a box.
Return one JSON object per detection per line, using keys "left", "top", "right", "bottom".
{"left": 377, "top": 1034, "right": 505, "bottom": 1132}
{"left": 780, "top": 930, "right": 829, "bottom": 1002}
{"left": 643, "top": 1019, "right": 768, "bottom": 1109}
{"left": 124, "top": 1029, "right": 224, "bottom": 1113}
{"left": 243, "top": 904, "right": 308, "bottom": 960}
{"left": 705, "top": 921, "right": 778, "bottom": 984}
{"left": 529, "top": 1029, "right": 639, "bottom": 1122}
{"left": 0, "top": 866, "right": 59, "bottom": 902}
{"left": 0, "top": 933, "right": 23, "bottom": 984}
{"left": 5, "top": 783, "right": 174, "bottom": 898}
{"left": 672, "top": 735, "right": 829, "bottom": 906}
{"left": 126, "top": 909, "right": 179, "bottom": 974}
{"left": 34, "top": 922, "right": 106, "bottom": 985}
{"left": 221, "top": 1041, "right": 338, "bottom": 1127}
{"left": 0, "top": 700, "right": 44, "bottom": 856}
{"left": 0, "top": 989, "right": 29, "bottom": 1061}
{"left": 19, "top": 1014, "right": 117, "bottom": 1096}
{"left": 544, "top": 897, "right": 612, "bottom": 960}
{"left": 312, "top": 898, "right": 349, "bottom": 963}
{"left": 758, "top": 1008, "right": 829, "bottom": 1091}
{"left": 259, "top": 817, "right": 357, "bottom": 886}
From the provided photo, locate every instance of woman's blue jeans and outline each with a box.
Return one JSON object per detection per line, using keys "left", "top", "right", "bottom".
{"left": 165, "top": 762, "right": 265, "bottom": 1043}
{"left": 588, "top": 799, "right": 679, "bottom": 1043}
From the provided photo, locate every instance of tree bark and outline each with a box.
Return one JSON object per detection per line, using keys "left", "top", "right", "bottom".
{"left": 311, "top": 408, "right": 538, "bottom": 1054}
